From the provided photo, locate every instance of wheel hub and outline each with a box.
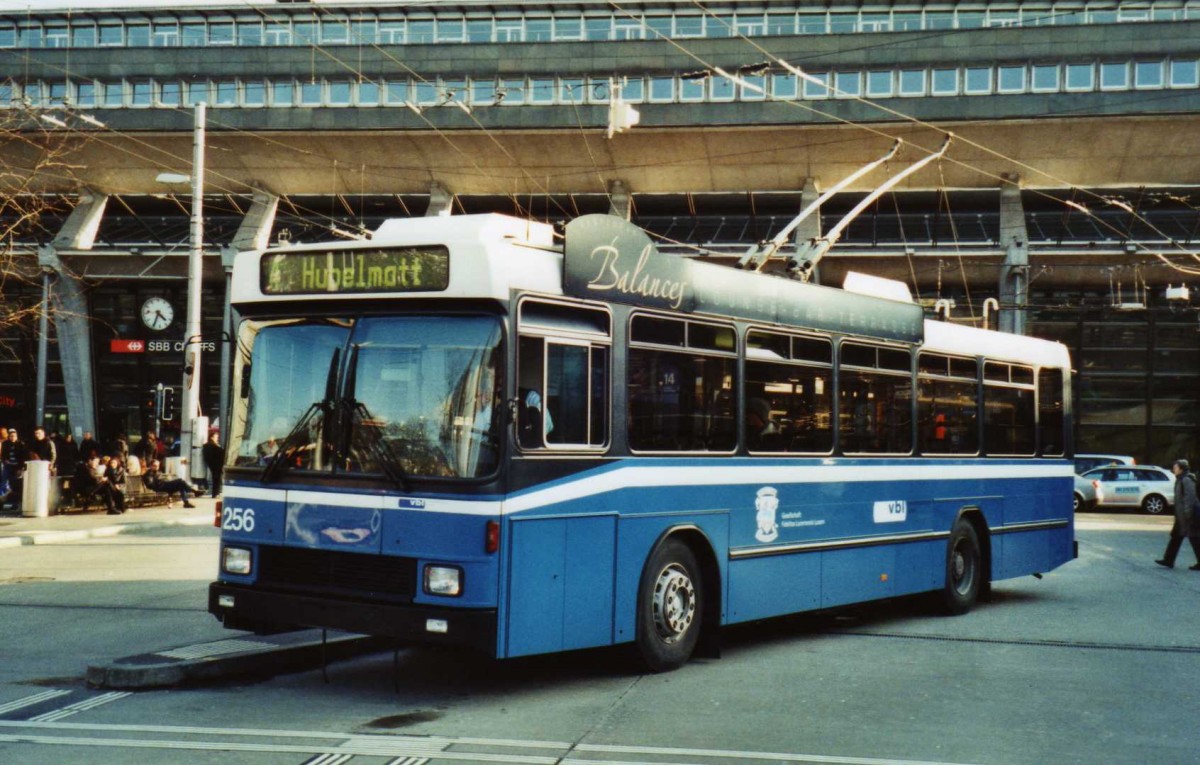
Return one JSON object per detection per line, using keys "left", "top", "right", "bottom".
{"left": 951, "top": 543, "right": 975, "bottom": 594}
{"left": 652, "top": 564, "right": 696, "bottom": 644}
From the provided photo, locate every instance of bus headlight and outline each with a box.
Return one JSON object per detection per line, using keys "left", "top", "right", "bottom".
{"left": 424, "top": 565, "right": 462, "bottom": 597}
{"left": 222, "top": 546, "right": 252, "bottom": 575}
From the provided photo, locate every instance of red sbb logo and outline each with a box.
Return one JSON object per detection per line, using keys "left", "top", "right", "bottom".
{"left": 110, "top": 339, "right": 146, "bottom": 353}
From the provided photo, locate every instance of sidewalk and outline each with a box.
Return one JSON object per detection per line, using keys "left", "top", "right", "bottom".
{"left": 0, "top": 495, "right": 216, "bottom": 548}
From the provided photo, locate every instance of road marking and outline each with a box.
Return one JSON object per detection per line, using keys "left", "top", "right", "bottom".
{"left": 0, "top": 689, "right": 72, "bottom": 716}
{"left": 574, "top": 743, "right": 984, "bottom": 765}
{"left": 0, "top": 720, "right": 983, "bottom": 765}
{"left": 27, "top": 691, "right": 131, "bottom": 722}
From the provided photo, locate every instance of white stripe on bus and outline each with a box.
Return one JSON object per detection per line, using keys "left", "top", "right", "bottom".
{"left": 227, "top": 462, "right": 1069, "bottom": 518}
{"left": 503, "top": 462, "right": 1072, "bottom": 514}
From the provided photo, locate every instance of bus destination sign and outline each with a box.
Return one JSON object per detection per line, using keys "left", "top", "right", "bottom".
{"left": 261, "top": 247, "right": 450, "bottom": 295}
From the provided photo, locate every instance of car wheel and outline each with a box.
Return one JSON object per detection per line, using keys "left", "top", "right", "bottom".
{"left": 636, "top": 538, "right": 703, "bottom": 672}
{"left": 1073, "top": 492, "right": 1084, "bottom": 512}
{"left": 1142, "top": 494, "right": 1168, "bottom": 515}
{"left": 939, "top": 519, "right": 982, "bottom": 616}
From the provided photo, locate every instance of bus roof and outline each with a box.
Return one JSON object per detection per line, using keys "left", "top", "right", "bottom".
{"left": 923, "top": 318, "right": 1072, "bottom": 370}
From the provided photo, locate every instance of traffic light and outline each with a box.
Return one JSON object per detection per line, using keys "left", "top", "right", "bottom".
{"left": 160, "top": 386, "right": 175, "bottom": 421}
{"left": 144, "top": 388, "right": 158, "bottom": 413}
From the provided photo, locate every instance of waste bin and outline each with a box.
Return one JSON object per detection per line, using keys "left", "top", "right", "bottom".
{"left": 21, "top": 460, "right": 52, "bottom": 518}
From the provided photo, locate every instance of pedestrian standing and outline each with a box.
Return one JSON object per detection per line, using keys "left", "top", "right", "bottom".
{"left": 29, "top": 427, "right": 57, "bottom": 475}
{"left": 1, "top": 429, "right": 25, "bottom": 509}
{"left": 201, "top": 430, "right": 225, "bottom": 498}
{"left": 1155, "top": 458, "right": 1200, "bottom": 570}
{"left": 79, "top": 431, "right": 101, "bottom": 462}
{"left": 137, "top": 432, "right": 159, "bottom": 466}
{"left": 56, "top": 433, "right": 79, "bottom": 478}
{"left": 0, "top": 427, "right": 9, "bottom": 499}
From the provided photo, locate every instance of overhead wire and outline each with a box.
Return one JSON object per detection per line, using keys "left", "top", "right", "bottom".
{"left": 235, "top": 0, "right": 588, "bottom": 220}
{"left": 647, "top": 0, "right": 1200, "bottom": 276}
{"left": 5, "top": 2, "right": 1200, "bottom": 274}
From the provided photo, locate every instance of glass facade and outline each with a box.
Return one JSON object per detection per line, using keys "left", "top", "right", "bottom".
{"left": 3, "top": 4, "right": 1199, "bottom": 50}
{"left": 5, "top": 56, "right": 1198, "bottom": 112}
{"left": 1031, "top": 311, "right": 1199, "bottom": 468}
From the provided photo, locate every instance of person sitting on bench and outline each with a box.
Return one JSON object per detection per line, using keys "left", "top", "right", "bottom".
{"left": 72, "top": 455, "right": 121, "bottom": 514}
{"left": 142, "top": 459, "right": 199, "bottom": 508}
{"left": 102, "top": 456, "right": 127, "bottom": 515}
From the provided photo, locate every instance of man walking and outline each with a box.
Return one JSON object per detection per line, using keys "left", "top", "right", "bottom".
{"left": 201, "top": 430, "right": 225, "bottom": 498}
{"left": 1156, "top": 459, "right": 1200, "bottom": 570}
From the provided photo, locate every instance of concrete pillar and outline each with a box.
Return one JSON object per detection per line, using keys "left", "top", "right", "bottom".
{"left": 37, "top": 245, "right": 96, "bottom": 440}
{"left": 608, "top": 179, "right": 632, "bottom": 220}
{"left": 51, "top": 190, "right": 108, "bottom": 250}
{"left": 426, "top": 181, "right": 453, "bottom": 216}
{"left": 795, "top": 177, "right": 822, "bottom": 283}
{"left": 37, "top": 191, "right": 108, "bottom": 439}
{"left": 230, "top": 189, "right": 279, "bottom": 253}
{"left": 998, "top": 177, "right": 1029, "bottom": 334}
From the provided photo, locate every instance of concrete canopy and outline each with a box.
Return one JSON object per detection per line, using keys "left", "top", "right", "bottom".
{"left": 11, "top": 114, "right": 1200, "bottom": 198}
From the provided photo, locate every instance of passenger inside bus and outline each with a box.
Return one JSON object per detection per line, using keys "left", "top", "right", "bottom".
{"left": 745, "top": 397, "right": 782, "bottom": 451}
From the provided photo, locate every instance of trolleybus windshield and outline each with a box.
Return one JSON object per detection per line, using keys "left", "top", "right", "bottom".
{"left": 228, "top": 314, "right": 503, "bottom": 479}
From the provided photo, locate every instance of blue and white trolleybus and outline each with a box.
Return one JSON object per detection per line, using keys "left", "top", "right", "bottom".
{"left": 209, "top": 212, "right": 1075, "bottom": 671}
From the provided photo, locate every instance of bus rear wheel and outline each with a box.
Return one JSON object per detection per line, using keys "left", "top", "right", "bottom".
{"left": 636, "top": 538, "right": 703, "bottom": 672}
{"left": 939, "top": 519, "right": 982, "bottom": 616}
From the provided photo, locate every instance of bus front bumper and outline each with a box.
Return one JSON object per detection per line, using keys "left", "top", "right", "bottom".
{"left": 208, "top": 582, "right": 498, "bottom": 655}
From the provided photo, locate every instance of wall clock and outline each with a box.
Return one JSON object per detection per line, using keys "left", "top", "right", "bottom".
{"left": 141, "top": 297, "right": 174, "bottom": 330}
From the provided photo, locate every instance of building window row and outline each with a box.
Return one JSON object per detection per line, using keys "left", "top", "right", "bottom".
{"left": 2, "top": 4, "right": 1199, "bottom": 49}
{"left": 5, "top": 58, "right": 1198, "bottom": 111}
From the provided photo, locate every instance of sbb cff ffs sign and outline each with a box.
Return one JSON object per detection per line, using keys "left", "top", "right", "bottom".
{"left": 147, "top": 340, "right": 217, "bottom": 353}
{"left": 111, "top": 339, "right": 216, "bottom": 354}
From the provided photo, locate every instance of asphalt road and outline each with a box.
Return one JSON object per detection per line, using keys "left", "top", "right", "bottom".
{"left": 0, "top": 513, "right": 1197, "bottom": 765}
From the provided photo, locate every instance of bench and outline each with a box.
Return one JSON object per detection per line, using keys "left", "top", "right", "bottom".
{"left": 55, "top": 474, "right": 172, "bottom": 513}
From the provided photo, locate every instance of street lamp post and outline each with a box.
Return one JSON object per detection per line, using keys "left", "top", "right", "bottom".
{"left": 157, "top": 102, "right": 206, "bottom": 480}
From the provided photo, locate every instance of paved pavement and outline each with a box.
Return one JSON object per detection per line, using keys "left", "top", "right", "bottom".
{"left": 1, "top": 494, "right": 385, "bottom": 687}
{"left": 0, "top": 496, "right": 216, "bottom": 548}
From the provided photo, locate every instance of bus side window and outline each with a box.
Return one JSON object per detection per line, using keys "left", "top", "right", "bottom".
{"left": 518, "top": 337, "right": 546, "bottom": 448}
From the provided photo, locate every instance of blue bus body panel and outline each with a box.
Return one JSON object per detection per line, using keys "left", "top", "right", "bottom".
{"left": 499, "top": 457, "right": 1073, "bottom": 646}
{"left": 219, "top": 456, "right": 1072, "bottom": 659}
{"left": 504, "top": 514, "right": 618, "bottom": 657}
{"left": 220, "top": 485, "right": 503, "bottom": 609}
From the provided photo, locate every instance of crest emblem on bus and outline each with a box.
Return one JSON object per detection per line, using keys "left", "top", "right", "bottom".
{"left": 755, "top": 487, "right": 780, "bottom": 543}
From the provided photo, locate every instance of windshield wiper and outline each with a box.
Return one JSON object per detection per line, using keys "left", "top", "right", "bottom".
{"left": 260, "top": 347, "right": 341, "bottom": 483}
{"left": 339, "top": 344, "right": 409, "bottom": 490}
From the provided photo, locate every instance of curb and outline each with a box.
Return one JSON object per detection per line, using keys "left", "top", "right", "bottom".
{"left": 87, "top": 630, "right": 390, "bottom": 689}
{"left": 0, "top": 515, "right": 212, "bottom": 549}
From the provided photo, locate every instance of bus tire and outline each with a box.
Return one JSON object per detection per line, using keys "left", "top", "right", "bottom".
{"left": 940, "top": 519, "right": 981, "bottom": 616}
{"left": 636, "top": 537, "right": 703, "bottom": 672}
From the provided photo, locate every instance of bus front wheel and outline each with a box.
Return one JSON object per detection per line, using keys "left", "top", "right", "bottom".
{"left": 940, "top": 519, "right": 982, "bottom": 616}
{"left": 636, "top": 538, "right": 703, "bottom": 672}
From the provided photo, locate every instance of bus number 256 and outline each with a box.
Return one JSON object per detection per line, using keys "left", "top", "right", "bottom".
{"left": 222, "top": 507, "right": 256, "bottom": 532}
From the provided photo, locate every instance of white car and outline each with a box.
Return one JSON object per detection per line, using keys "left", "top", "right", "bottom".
{"left": 1082, "top": 465, "right": 1176, "bottom": 514}
{"left": 1072, "top": 474, "right": 1095, "bottom": 512}
{"left": 1074, "top": 454, "right": 1136, "bottom": 474}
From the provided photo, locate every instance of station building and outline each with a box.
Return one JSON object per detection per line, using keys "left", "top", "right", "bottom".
{"left": 1, "top": 0, "right": 1198, "bottom": 465}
